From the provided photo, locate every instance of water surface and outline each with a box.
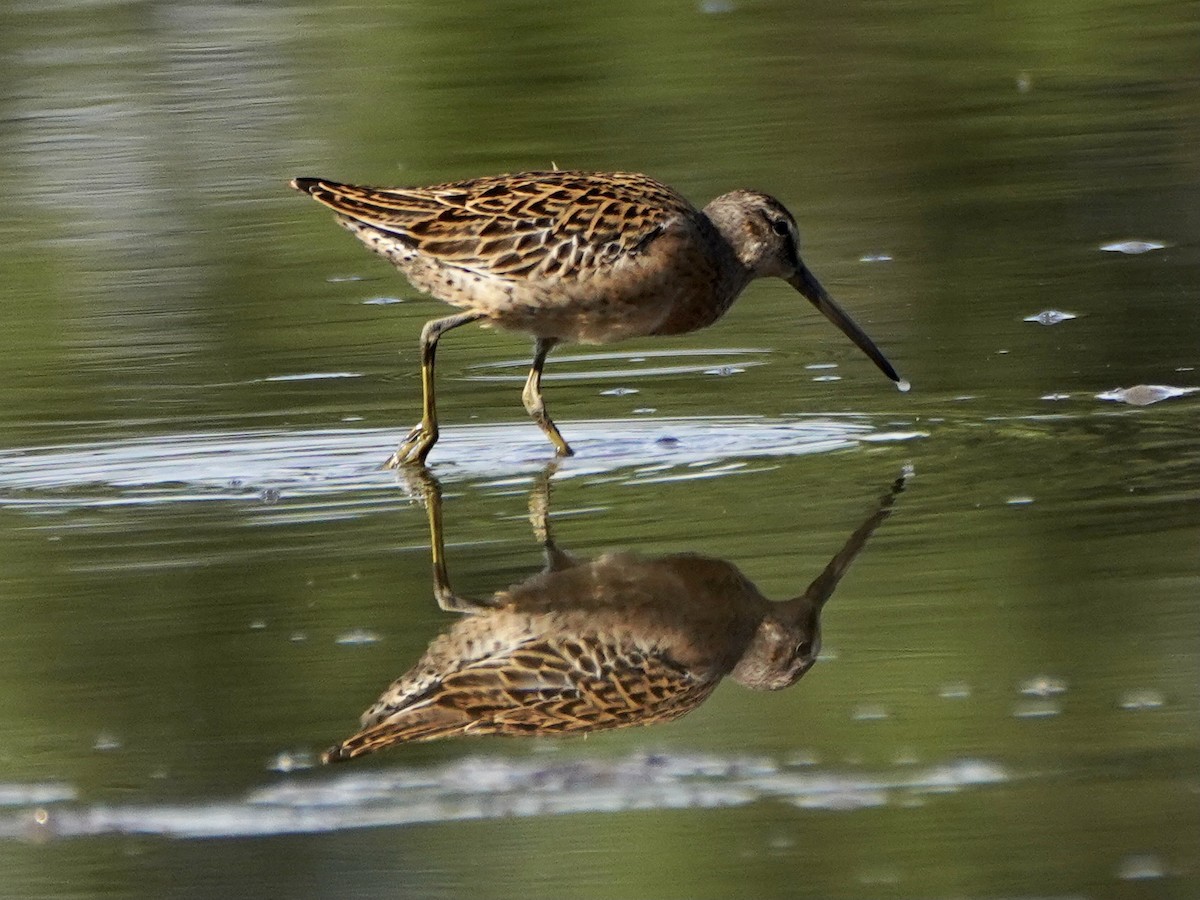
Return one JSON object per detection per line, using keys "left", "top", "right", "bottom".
{"left": 1, "top": 1, "right": 1198, "bottom": 898}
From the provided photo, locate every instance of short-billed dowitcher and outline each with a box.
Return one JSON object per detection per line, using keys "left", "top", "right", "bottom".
{"left": 291, "top": 171, "right": 908, "bottom": 466}
{"left": 322, "top": 466, "right": 905, "bottom": 761}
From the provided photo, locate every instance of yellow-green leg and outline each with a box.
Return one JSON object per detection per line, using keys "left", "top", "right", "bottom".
{"left": 528, "top": 461, "right": 578, "bottom": 573}
{"left": 385, "top": 311, "right": 483, "bottom": 469}
{"left": 400, "top": 464, "right": 493, "bottom": 613}
{"left": 522, "top": 337, "right": 574, "bottom": 457}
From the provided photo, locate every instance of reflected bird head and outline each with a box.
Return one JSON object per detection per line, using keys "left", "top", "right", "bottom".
{"left": 730, "top": 595, "right": 823, "bottom": 691}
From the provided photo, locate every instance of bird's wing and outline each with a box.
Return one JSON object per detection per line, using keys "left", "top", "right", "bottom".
{"left": 291, "top": 171, "right": 694, "bottom": 279}
{"left": 322, "top": 632, "right": 715, "bottom": 761}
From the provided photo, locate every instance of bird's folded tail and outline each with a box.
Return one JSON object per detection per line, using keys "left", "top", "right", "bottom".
{"left": 321, "top": 706, "right": 478, "bottom": 763}
{"left": 290, "top": 177, "right": 437, "bottom": 243}
{"left": 289, "top": 176, "right": 324, "bottom": 195}
{"left": 290, "top": 177, "right": 368, "bottom": 217}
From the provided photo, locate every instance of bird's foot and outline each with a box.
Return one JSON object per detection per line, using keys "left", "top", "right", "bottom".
{"left": 383, "top": 422, "right": 437, "bottom": 469}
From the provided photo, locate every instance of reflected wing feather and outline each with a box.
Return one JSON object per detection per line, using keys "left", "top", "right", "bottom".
{"left": 323, "top": 633, "right": 716, "bottom": 761}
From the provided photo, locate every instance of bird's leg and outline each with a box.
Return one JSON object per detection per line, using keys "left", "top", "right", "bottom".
{"left": 528, "top": 461, "right": 578, "bottom": 573}
{"left": 385, "top": 311, "right": 483, "bottom": 468}
{"left": 521, "top": 337, "right": 574, "bottom": 457}
{"left": 401, "top": 463, "right": 492, "bottom": 614}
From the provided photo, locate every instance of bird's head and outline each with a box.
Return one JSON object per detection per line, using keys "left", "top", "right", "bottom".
{"left": 705, "top": 190, "right": 907, "bottom": 390}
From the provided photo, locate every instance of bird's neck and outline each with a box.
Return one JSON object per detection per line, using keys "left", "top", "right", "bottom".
{"left": 699, "top": 212, "right": 754, "bottom": 307}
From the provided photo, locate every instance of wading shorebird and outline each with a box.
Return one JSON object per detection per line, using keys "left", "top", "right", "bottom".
{"left": 291, "top": 171, "right": 908, "bottom": 466}
{"left": 322, "top": 467, "right": 906, "bottom": 761}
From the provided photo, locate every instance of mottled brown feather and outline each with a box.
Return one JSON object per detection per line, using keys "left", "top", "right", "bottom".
{"left": 292, "top": 169, "right": 904, "bottom": 463}
{"left": 321, "top": 469, "right": 906, "bottom": 762}
{"left": 294, "top": 171, "right": 690, "bottom": 282}
{"left": 324, "top": 609, "right": 719, "bottom": 761}
{"left": 292, "top": 171, "right": 741, "bottom": 343}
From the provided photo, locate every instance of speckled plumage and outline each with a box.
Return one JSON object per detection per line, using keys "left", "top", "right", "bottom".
{"left": 292, "top": 170, "right": 904, "bottom": 465}
{"left": 322, "top": 467, "right": 906, "bottom": 762}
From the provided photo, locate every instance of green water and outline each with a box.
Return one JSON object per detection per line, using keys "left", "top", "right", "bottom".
{"left": 1, "top": 1, "right": 1198, "bottom": 898}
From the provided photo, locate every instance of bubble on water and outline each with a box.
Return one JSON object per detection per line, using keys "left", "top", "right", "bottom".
{"left": 1041, "top": 392, "right": 1071, "bottom": 401}
{"left": 1119, "top": 689, "right": 1164, "bottom": 710}
{"left": 326, "top": 274, "right": 364, "bottom": 283}
{"left": 704, "top": 366, "right": 745, "bottom": 376}
{"left": 896, "top": 379, "right": 912, "bottom": 393}
{"left": 1020, "top": 675, "right": 1067, "bottom": 697}
{"left": 599, "top": 387, "right": 638, "bottom": 397}
{"left": 859, "top": 253, "right": 893, "bottom": 263}
{"left": 249, "top": 619, "right": 267, "bottom": 630}
{"left": 268, "top": 750, "right": 315, "bottom": 773}
{"left": 938, "top": 682, "right": 972, "bottom": 699}
{"left": 335, "top": 629, "right": 381, "bottom": 646}
{"left": 290, "top": 631, "right": 307, "bottom": 643}
{"left": 852, "top": 704, "right": 890, "bottom": 722}
{"left": 813, "top": 375, "right": 842, "bottom": 382}
{"left": 93, "top": 733, "right": 122, "bottom": 752}
{"left": 1097, "top": 385, "right": 1198, "bottom": 406}
{"left": 631, "top": 407, "right": 657, "bottom": 414}
{"left": 1099, "top": 240, "right": 1165, "bottom": 254}
{"left": 1013, "top": 699, "right": 1061, "bottom": 719}
{"left": 806, "top": 363, "right": 838, "bottom": 370}
{"left": 1117, "top": 854, "right": 1166, "bottom": 880}
{"left": 1006, "top": 496, "right": 1034, "bottom": 506}
{"left": 362, "top": 295, "right": 402, "bottom": 305}
{"left": 1024, "top": 309, "right": 1077, "bottom": 325}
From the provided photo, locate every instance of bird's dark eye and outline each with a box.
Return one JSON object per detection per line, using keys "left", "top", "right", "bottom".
{"left": 796, "top": 640, "right": 812, "bottom": 657}
{"left": 771, "top": 219, "right": 790, "bottom": 237}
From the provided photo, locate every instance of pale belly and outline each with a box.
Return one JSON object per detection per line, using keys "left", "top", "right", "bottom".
{"left": 483, "top": 286, "right": 684, "bottom": 344}
{"left": 386, "top": 224, "right": 739, "bottom": 345}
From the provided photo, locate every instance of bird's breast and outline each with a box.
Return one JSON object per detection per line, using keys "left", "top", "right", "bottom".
{"left": 487, "top": 232, "right": 737, "bottom": 344}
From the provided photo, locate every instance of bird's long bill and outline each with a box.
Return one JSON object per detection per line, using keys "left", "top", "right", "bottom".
{"left": 787, "top": 264, "right": 902, "bottom": 385}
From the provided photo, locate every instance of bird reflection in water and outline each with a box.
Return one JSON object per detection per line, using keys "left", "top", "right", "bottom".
{"left": 324, "top": 467, "right": 906, "bottom": 762}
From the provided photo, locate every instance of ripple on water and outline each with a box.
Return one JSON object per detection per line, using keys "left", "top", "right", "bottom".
{"left": 1013, "top": 699, "right": 1062, "bottom": 719}
{"left": 464, "top": 347, "right": 771, "bottom": 382}
{"left": 1096, "top": 385, "right": 1198, "bottom": 406}
{"left": 1118, "top": 689, "right": 1165, "bottom": 710}
{"left": 0, "top": 753, "right": 1008, "bottom": 840}
{"left": 0, "top": 417, "right": 925, "bottom": 519}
